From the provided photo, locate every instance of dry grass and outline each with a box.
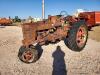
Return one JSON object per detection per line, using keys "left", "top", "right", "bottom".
{"left": 89, "top": 25, "right": 100, "bottom": 42}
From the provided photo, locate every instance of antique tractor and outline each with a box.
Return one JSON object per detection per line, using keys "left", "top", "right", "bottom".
{"left": 0, "top": 18, "right": 12, "bottom": 25}
{"left": 18, "top": 11, "right": 100, "bottom": 63}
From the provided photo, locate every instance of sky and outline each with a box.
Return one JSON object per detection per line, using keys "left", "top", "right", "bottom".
{"left": 0, "top": 0, "right": 100, "bottom": 19}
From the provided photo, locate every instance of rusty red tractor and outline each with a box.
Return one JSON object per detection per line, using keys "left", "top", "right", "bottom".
{"left": 18, "top": 11, "right": 100, "bottom": 63}
{"left": 0, "top": 18, "right": 12, "bottom": 25}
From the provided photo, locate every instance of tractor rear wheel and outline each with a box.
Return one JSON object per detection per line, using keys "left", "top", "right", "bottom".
{"left": 18, "top": 45, "right": 38, "bottom": 63}
{"left": 65, "top": 21, "right": 88, "bottom": 51}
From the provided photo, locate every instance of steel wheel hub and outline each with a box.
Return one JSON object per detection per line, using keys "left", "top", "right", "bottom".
{"left": 76, "top": 25, "right": 87, "bottom": 47}
{"left": 22, "top": 50, "right": 33, "bottom": 62}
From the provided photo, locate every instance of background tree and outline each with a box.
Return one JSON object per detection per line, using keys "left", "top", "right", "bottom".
{"left": 13, "top": 16, "right": 21, "bottom": 22}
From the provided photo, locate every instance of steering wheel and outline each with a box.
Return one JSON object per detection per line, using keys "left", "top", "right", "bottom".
{"left": 60, "top": 11, "right": 68, "bottom": 17}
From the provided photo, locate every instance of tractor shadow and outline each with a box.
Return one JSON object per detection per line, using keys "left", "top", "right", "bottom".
{"left": 52, "top": 46, "right": 67, "bottom": 75}
{"left": 0, "top": 24, "right": 18, "bottom": 28}
{"left": 88, "top": 25, "right": 100, "bottom": 31}
{"left": 0, "top": 25, "right": 6, "bottom": 28}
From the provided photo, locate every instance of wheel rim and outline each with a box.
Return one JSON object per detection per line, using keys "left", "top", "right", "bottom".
{"left": 22, "top": 50, "right": 34, "bottom": 62}
{"left": 76, "top": 25, "right": 87, "bottom": 48}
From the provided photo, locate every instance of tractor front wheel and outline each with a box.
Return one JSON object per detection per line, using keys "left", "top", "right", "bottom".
{"left": 18, "top": 45, "right": 38, "bottom": 63}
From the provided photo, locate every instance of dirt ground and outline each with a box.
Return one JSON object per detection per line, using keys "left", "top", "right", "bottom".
{"left": 89, "top": 26, "right": 100, "bottom": 42}
{"left": 0, "top": 26, "right": 100, "bottom": 75}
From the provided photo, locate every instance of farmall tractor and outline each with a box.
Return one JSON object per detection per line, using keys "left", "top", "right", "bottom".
{"left": 0, "top": 18, "right": 12, "bottom": 25}
{"left": 18, "top": 11, "right": 100, "bottom": 63}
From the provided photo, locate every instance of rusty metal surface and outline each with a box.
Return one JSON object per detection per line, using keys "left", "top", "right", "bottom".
{"left": 78, "top": 11, "right": 100, "bottom": 26}
{"left": 22, "top": 15, "right": 71, "bottom": 47}
{"left": 0, "top": 18, "right": 12, "bottom": 25}
{"left": 95, "top": 12, "right": 100, "bottom": 24}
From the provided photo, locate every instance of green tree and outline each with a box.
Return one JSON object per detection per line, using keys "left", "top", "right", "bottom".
{"left": 14, "top": 16, "right": 21, "bottom": 22}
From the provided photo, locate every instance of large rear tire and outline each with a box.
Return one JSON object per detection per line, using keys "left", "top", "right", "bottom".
{"left": 18, "top": 45, "right": 38, "bottom": 63}
{"left": 65, "top": 21, "right": 88, "bottom": 51}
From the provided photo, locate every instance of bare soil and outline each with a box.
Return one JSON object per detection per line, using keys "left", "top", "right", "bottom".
{"left": 89, "top": 25, "right": 100, "bottom": 42}
{"left": 0, "top": 26, "right": 100, "bottom": 75}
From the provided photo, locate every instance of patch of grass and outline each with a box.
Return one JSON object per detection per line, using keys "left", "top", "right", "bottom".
{"left": 89, "top": 26, "right": 100, "bottom": 42}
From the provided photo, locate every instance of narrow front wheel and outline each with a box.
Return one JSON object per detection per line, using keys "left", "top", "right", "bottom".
{"left": 18, "top": 46, "right": 38, "bottom": 63}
